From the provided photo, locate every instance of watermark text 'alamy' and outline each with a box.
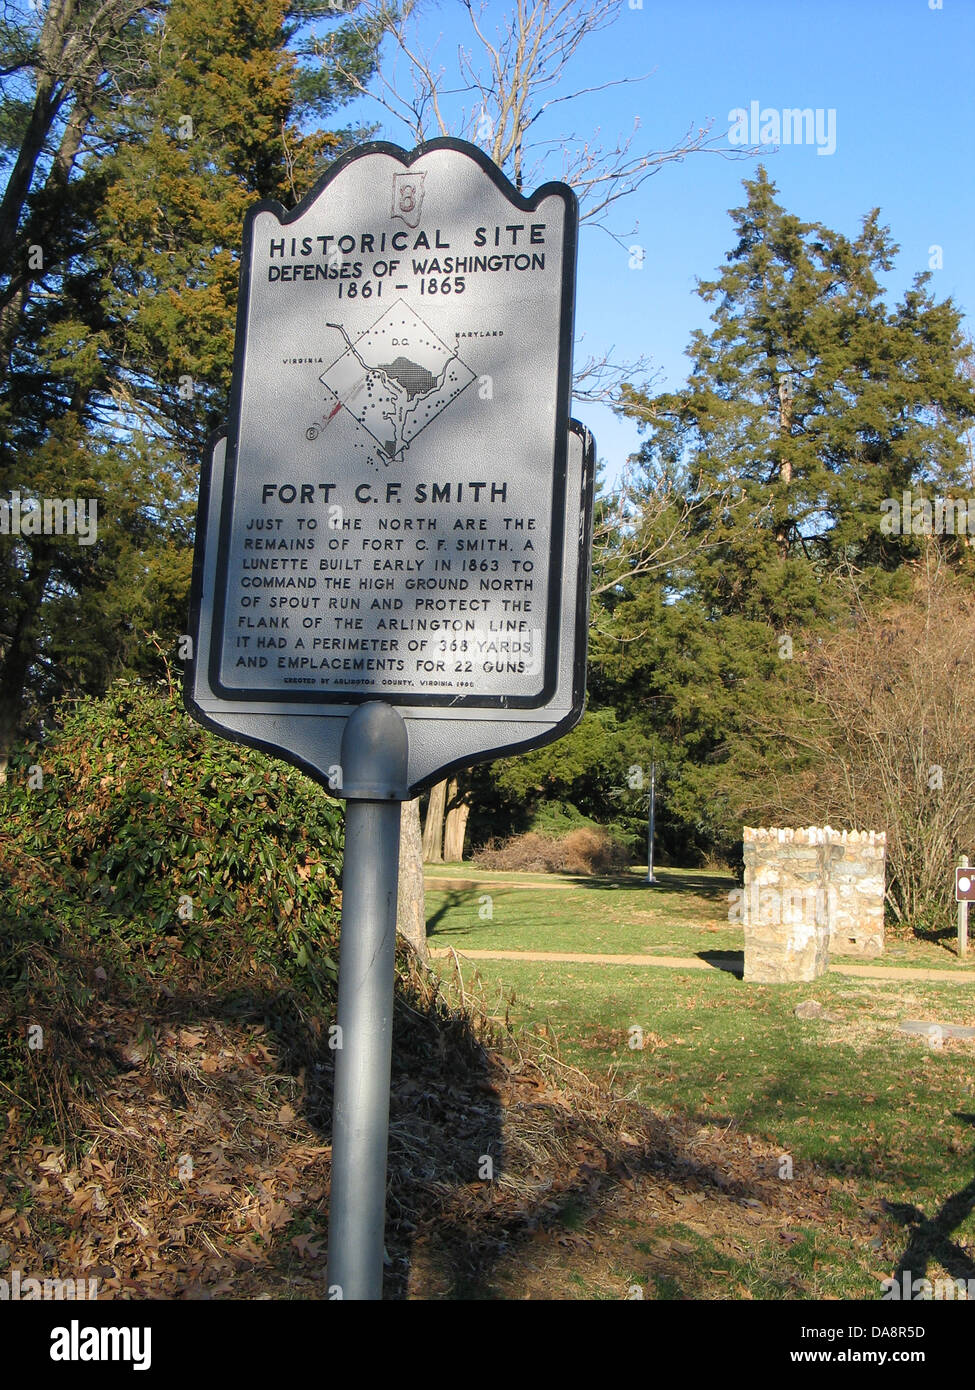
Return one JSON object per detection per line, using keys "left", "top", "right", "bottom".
{"left": 0, "top": 491, "right": 98, "bottom": 545}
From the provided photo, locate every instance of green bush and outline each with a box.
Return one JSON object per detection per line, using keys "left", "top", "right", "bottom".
{"left": 0, "top": 680, "right": 345, "bottom": 1002}
{"left": 527, "top": 799, "right": 599, "bottom": 836}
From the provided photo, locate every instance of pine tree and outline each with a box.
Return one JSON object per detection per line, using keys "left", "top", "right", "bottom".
{"left": 0, "top": 0, "right": 380, "bottom": 764}
{"left": 619, "top": 167, "right": 975, "bottom": 624}
{"left": 600, "top": 169, "right": 975, "bottom": 853}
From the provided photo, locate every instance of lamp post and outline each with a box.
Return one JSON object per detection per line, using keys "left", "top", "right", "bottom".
{"left": 644, "top": 760, "right": 658, "bottom": 886}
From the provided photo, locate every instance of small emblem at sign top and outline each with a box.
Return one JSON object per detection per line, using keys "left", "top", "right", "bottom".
{"left": 391, "top": 171, "right": 425, "bottom": 228}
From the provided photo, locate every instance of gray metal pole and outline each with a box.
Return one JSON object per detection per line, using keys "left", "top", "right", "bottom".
{"left": 327, "top": 703, "right": 409, "bottom": 1301}
{"left": 644, "top": 761, "right": 657, "bottom": 886}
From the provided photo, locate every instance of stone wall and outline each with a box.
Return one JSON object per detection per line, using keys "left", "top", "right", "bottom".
{"left": 741, "top": 826, "right": 886, "bottom": 983}
{"left": 821, "top": 828, "right": 886, "bottom": 957}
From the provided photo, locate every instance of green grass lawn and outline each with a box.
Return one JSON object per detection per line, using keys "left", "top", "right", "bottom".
{"left": 426, "top": 865, "right": 739, "bottom": 957}
{"left": 426, "top": 867, "right": 975, "bottom": 1298}
{"left": 425, "top": 864, "right": 975, "bottom": 972}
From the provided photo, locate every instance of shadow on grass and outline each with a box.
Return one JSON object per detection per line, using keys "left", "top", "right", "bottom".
{"left": 626, "top": 869, "right": 736, "bottom": 899}
{"left": 425, "top": 868, "right": 735, "bottom": 899}
{"left": 884, "top": 1112, "right": 975, "bottom": 1291}
{"left": 696, "top": 950, "right": 744, "bottom": 979}
{"left": 538, "top": 869, "right": 735, "bottom": 898}
{"left": 140, "top": 972, "right": 786, "bottom": 1299}
{"left": 424, "top": 887, "right": 483, "bottom": 937}
{"left": 17, "top": 933, "right": 801, "bottom": 1301}
{"left": 909, "top": 922, "right": 970, "bottom": 959}
{"left": 670, "top": 1057, "right": 975, "bottom": 1294}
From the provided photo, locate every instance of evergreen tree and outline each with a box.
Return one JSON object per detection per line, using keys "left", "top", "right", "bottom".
{"left": 621, "top": 170, "right": 974, "bottom": 620}
{"left": 0, "top": 0, "right": 380, "bottom": 765}
{"left": 599, "top": 169, "right": 975, "bottom": 854}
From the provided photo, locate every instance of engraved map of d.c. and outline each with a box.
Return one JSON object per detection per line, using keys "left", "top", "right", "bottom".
{"left": 314, "top": 301, "right": 477, "bottom": 465}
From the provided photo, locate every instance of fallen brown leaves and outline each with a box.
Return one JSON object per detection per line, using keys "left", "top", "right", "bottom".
{"left": 0, "top": 1007, "right": 335, "bottom": 1298}
{"left": 0, "top": 953, "right": 891, "bottom": 1300}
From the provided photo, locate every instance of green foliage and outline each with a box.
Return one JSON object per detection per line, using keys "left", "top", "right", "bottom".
{"left": 0, "top": 681, "right": 344, "bottom": 998}
{"left": 0, "top": 0, "right": 383, "bottom": 756}
{"left": 451, "top": 939, "right": 975, "bottom": 1299}
{"left": 287, "top": 0, "right": 384, "bottom": 126}
{"left": 528, "top": 800, "right": 598, "bottom": 836}
{"left": 595, "top": 170, "right": 975, "bottom": 857}
{"left": 619, "top": 169, "right": 975, "bottom": 603}
{"left": 466, "top": 707, "right": 656, "bottom": 853}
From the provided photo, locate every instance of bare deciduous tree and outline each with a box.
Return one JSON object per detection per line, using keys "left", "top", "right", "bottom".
{"left": 0, "top": 0, "right": 154, "bottom": 275}
{"left": 0, "top": 0, "right": 165, "bottom": 383}
{"left": 317, "top": 0, "right": 755, "bottom": 881}
{"left": 320, "top": 0, "right": 748, "bottom": 241}
{"left": 738, "top": 553, "right": 975, "bottom": 927}
{"left": 322, "top": 0, "right": 746, "bottom": 586}
{"left": 590, "top": 453, "right": 727, "bottom": 602}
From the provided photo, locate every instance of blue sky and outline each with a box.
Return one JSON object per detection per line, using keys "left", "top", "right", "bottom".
{"left": 336, "top": 0, "right": 975, "bottom": 485}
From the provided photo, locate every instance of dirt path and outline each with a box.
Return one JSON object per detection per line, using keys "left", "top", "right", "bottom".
{"left": 429, "top": 946, "right": 975, "bottom": 983}
{"left": 425, "top": 876, "right": 580, "bottom": 891}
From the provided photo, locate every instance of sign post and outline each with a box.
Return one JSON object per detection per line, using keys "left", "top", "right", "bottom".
{"left": 327, "top": 702, "right": 407, "bottom": 1299}
{"left": 184, "top": 138, "right": 592, "bottom": 1297}
{"left": 955, "top": 857, "right": 971, "bottom": 958}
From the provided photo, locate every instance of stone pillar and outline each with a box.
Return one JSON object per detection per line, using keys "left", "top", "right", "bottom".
{"left": 824, "top": 828, "right": 885, "bottom": 957}
{"left": 742, "top": 827, "right": 831, "bottom": 983}
{"left": 741, "top": 825, "right": 886, "bottom": 977}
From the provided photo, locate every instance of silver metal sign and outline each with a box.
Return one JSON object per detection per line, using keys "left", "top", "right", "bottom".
{"left": 185, "top": 138, "right": 590, "bottom": 794}
{"left": 183, "top": 138, "right": 593, "bottom": 1302}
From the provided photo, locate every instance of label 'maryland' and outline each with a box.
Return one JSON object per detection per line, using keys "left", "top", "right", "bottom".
{"left": 211, "top": 138, "right": 577, "bottom": 708}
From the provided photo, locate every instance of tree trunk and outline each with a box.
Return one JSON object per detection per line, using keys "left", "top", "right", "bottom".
{"left": 1, "top": 78, "right": 95, "bottom": 366}
{"left": 0, "top": 0, "right": 147, "bottom": 274}
{"left": 396, "top": 797, "right": 428, "bottom": 961}
{"left": 421, "top": 777, "right": 447, "bottom": 862}
{"left": 774, "top": 375, "right": 793, "bottom": 555}
{"left": 443, "top": 780, "right": 470, "bottom": 863}
{"left": 0, "top": 80, "right": 62, "bottom": 269}
{"left": 0, "top": 0, "right": 85, "bottom": 268}
{"left": 0, "top": 555, "right": 52, "bottom": 776}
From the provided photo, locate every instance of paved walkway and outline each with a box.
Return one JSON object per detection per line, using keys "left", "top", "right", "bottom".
{"left": 429, "top": 946, "right": 975, "bottom": 984}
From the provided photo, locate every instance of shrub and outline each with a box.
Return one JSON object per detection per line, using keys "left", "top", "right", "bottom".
{"left": 561, "top": 827, "right": 630, "bottom": 874}
{"left": 729, "top": 564, "right": 975, "bottom": 928}
{"left": 2, "top": 679, "right": 345, "bottom": 976}
{"left": 474, "top": 832, "right": 562, "bottom": 873}
{"left": 0, "top": 680, "right": 348, "bottom": 1133}
{"left": 473, "top": 826, "right": 630, "bottom": 875}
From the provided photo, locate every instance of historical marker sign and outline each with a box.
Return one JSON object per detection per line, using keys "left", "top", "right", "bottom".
{"left": 184, "top": 137, "right": 592, "bottom": 1300}
{"left": 185, "top": 138, "right": 590, "bottom": 793}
